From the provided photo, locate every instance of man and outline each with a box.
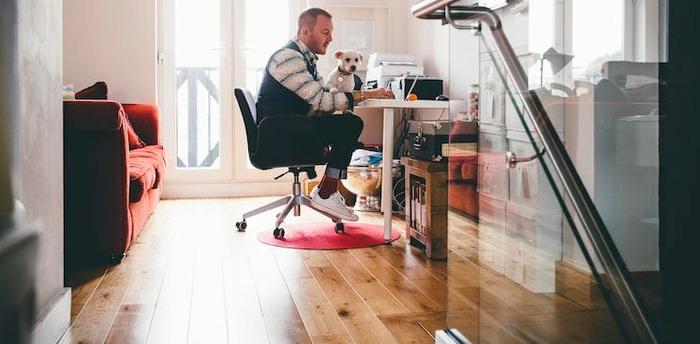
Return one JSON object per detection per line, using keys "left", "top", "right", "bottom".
{"left": 256, "top": 8, "right": 393, "bottom": 221}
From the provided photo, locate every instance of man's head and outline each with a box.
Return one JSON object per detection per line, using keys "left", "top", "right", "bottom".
{"left": 297, "top": 8, "right": 333, "bottom": 55}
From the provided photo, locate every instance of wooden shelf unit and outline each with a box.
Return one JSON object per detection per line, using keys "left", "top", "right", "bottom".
{"left": 401, "top": 157, "right": 448, "bottom": 260}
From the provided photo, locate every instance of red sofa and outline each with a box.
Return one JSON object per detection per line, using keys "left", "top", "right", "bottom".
{"left": 63, "top": 100, "right": 165, "bottom": 267}
{"left": 447, "top": 122, "right": 479, "bottom": 218}
{"left": 448, "top": 155, "right": 479, "bottom": 218}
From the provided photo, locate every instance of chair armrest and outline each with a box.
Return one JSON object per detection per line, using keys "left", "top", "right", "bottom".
{"left": 122, "top": 103, "right": 161, "bottom": 146}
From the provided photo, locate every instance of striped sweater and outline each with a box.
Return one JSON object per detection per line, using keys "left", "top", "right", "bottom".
{"left": 266, "top": 38, "right": 352, "bottom": 115}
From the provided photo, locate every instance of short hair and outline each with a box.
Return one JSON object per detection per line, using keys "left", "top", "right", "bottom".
{"left": 297, "top": 8, "right": 332, "bottom": 34}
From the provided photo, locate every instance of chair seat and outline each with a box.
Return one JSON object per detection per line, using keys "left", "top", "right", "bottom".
{"left": 251, "top": 145, "right": 327, "bottom": 170}
{"left": 249, "top": 114, "right": 329, "bottom": 170}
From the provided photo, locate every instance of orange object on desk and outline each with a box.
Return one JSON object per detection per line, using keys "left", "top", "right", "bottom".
{"left": 406, "top": 93, "right": 418, "bottom": 101}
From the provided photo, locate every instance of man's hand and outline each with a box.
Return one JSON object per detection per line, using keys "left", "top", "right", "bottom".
{"left": 352, "top": 88, "right": 395, "bottom": 104}
{"left": 364, "top": 88, "right": 395, "bottom": 100}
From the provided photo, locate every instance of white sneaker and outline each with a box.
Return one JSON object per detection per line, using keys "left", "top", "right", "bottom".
{"left": 310, "top": 186, "right": 359, "bottom": 221}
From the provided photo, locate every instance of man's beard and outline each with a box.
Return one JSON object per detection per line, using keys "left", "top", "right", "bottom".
{"left": 314, "top": 42, "right": 328, "bottom": 55}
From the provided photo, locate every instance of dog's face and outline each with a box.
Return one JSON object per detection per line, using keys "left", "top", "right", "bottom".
{"left": 334, "top": 50, "right": 363, "bottom": 73}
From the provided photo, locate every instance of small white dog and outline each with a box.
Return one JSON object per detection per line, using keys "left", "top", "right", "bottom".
{"left": 326, "top": 49, "right": 363, "bottom": 93}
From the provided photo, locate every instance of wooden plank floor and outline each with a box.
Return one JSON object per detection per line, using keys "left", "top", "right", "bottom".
{"left": 60, "top": 198, "right": 624, "bottom": 344}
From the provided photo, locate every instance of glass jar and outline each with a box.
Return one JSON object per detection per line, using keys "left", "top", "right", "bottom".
{"left": 467, "top": 83, "right": 479, "bottom": 121}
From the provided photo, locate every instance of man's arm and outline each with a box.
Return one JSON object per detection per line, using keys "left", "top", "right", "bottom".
{"left": 268, "top": 49, "right": 352, "bottom": 114}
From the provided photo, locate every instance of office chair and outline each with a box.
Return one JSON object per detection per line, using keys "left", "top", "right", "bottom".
{"left": 233, "top": 88, "right": 348, "bottom": 239}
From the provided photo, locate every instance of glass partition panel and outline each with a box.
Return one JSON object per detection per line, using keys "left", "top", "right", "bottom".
{"left": 444, "top": 1, "right": 661, "bottom": 342}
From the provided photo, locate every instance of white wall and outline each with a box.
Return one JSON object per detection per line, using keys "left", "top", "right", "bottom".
{"left": 63, "top": 0, "right": 157, "bottom": 103}
{"left": 406, "top": 15, "right": 450, "bottom": 85}
{"left": 403, "top": 2, "right": 453, "bottom": 120}
{"left": 448, "top": 27, "right": 480, "bottom": 100}
{"left": 16, "top": 0, "right": 71, "bottom": 342}
{"left": 19, "top": 0, "right": 65, "bottom": 312}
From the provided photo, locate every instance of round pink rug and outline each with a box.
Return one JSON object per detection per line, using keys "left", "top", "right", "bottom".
{"left": 257, "top": 222, "right": 401, "bottom": 250}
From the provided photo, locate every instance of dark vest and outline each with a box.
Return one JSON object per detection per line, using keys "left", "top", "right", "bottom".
{"left": 256, "top": 41, "right": 317, "bottom": 123}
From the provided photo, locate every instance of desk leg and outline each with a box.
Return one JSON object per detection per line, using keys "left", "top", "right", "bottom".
{"left": 381, "top": 108, "right": 394, "bottom": 243}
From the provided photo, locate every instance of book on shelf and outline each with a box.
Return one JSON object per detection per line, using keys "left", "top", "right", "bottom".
{"left": 410, "top": 180, "right": 416, "bottom": 230}
{"left": 420, "top": 184, "right": 427, "bottom": 234}
{"left": 410, "top": 179, "right": 427, "bottom": 235}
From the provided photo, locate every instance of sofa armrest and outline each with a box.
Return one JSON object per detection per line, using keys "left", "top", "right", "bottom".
{"left": 63, "top": 100, "right": 126, "bottom": 132}
{"left": 122, "top": 103, "right": 161, "bottom": 146}
{"left": 63, "top": 100, "right": 131, "bottom": 260}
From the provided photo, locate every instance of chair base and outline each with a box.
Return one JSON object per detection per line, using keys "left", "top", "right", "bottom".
{"left": 236, "top": 167, "right": 351, "bottom": 238}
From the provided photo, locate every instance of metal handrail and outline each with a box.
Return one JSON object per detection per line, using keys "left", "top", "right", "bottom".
{"left": 412, "top": 1, "right": 657, "bottom": 343}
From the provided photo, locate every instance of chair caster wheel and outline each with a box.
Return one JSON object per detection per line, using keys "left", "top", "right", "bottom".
{"left": 236, "top": 221, "right": 247, "bottom": 232}
{"left": 335, "top": 222, "right": 345, "bottom": 233}
{"left": 273, "top": 227, "right": 285, "bottom": 239}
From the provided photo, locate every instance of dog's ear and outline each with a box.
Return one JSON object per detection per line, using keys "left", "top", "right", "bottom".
{"left": 358, "top": 52, "right": 364, "bottom": 63}
{"left": 334, "top": 50, "right": 344, "bottom": 59}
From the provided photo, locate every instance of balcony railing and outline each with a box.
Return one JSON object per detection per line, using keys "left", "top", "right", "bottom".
{"left": 176, "top": 66, "right": 220, "bottom": 168}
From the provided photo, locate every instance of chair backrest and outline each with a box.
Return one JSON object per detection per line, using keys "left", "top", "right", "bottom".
{"left": 234, "top": 88, "right": 258, "bottom": 155}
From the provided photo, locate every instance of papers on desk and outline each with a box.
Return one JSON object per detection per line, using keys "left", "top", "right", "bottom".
{"left": 350, "top": 149, "right": 383, "bottom": 166}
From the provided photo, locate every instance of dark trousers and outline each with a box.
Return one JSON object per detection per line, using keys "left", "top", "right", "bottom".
{"left": 316, "top": 112, "right": 364, "bottom": 169}
{"left": 267, "top": 112, "right": 364, "bottom": 170}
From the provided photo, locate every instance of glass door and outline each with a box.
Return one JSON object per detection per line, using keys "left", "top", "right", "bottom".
{"left": 231, "top": 0, "right": 299, "bottom": 182}
{"left": 159, "top": 0, "right": 233, "bottom": 183}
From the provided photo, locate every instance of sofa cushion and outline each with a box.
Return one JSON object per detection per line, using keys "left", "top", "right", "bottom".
{"left": 448, "top": 182, "right": 478, "bottom": 217}
{"left": 75, "top": 81, "right": 108, "bottom": 99}
{"left": 122, "top": 103, "right": 161, "bottom": 146}
{"left": 460, "top": 157, "right": 477, "bottom": 181}
{"left": 123, "top": 116, "right": 146, "bottom": 150}
{"left": 448, "top": 156, "right": 477, "bottom": 182}
{"left": 128, "top": 145, "right": 166, "bottom": 202}
{"left": 448, "top": 159, "right": 462, "bottom": 181}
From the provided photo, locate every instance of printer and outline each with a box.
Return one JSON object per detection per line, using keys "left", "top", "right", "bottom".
{"left": 366, "top": 53, "right": 443, "bottom": 100}
{"left": 366, "top": 53, "right": 424, "bottom": 89}
{"left": 389, "top": 75, "right": 443, "bottom": 101}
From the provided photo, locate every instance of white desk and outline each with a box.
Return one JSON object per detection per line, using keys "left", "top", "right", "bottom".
{"left": 355, "top": 99, "right": 449, "bottom": 242}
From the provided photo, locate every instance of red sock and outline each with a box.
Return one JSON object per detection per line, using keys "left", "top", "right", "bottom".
{"left": 318, "top": 175, "right": 339, "bottom": 199}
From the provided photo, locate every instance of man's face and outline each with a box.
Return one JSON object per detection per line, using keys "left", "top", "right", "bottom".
{"left": 303, "top": 15, "right": 333, "bottom": 55}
